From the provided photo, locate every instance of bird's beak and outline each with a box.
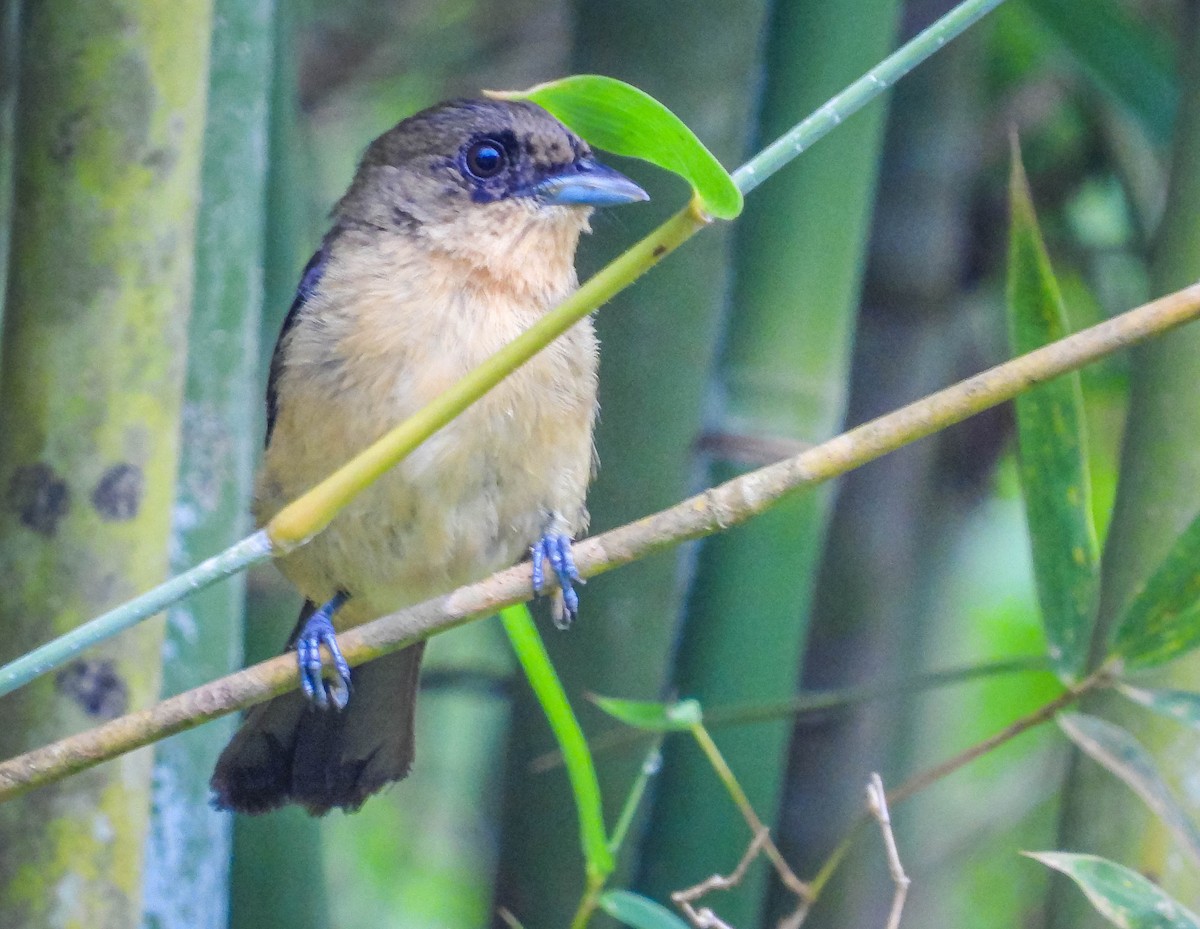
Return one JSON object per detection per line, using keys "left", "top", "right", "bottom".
{"left": 532, "top": 159, "right": 649, "bottom": 207}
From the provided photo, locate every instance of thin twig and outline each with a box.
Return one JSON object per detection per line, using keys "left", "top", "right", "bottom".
{"left": 672, "top": 829, "right": 771, "bottom": 929}
{"left": 530, "top": 656, "right": 1048, "bottom": 773}
{"left": 886, "top": 664, "right": 1114, "bottom": 807}
{"left": 0, "top": 276, "right": 1186, "bottom": 798}
{"left": 866, "top": 773, "right": 909, "bottom": 929}
{"left": 800, "top": 667, "right": 1116, "bottom": 921}
{"left": 680, "top": 725, "right": 812, "bottom": 929}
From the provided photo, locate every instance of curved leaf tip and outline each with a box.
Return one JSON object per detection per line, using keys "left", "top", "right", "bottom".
{"left": 486, "top": 75, "right": 743, "bottom": 220}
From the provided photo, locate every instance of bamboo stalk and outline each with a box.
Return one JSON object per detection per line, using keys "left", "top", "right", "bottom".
{"left": 0, "top": 0, "right": 214, "bottom": 925}
{"left": 638, "top": 0, "right": 902, "bottom": 921}
{"left": 493, "top": 0, "right": 773, "bottom": 922}
{"left": 1050, "top": 3, "right": 1200, "bottom": 919}
{"left": 140, "top": 0, "right": 275, "bottom": 923}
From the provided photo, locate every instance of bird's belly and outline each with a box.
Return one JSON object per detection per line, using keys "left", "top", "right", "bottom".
{"left": 258, "top": 343, "right": 595, "bottom": 624}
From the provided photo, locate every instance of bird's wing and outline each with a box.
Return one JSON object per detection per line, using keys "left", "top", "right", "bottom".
{"left": 265, "top": 242, "right": 331, "bottom": 444}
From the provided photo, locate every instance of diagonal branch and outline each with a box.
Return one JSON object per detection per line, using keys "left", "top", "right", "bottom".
{"left": 1, "top": 284, "right": 1199, "bottom": 801}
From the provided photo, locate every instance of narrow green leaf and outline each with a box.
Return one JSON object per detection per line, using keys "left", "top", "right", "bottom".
{"left": 599, "top": 890, "right": 691, "bottom": 929}
{"left": 1058, "top": 713, "right": 1200, "bottom": 868}
{"left": 1006, "top": 144, "right": 1100, "bottom": 680}
{"left": 500, "top": 605, "right": 614, "bottom": 878}
{"left": 1118, "top": 683, "right": 1200, "bottom": 732}
{"left": 488, "top": 75, "right": 743, "bottom": 219}
{"left": 1110, "top": 509, "right": 1200, "bottom": 668}
{"left": 1027, "top": 852, "right": 1200, "bottom": 928}
{"left": 591, "top": 695, "right": 703, "bottom": 731}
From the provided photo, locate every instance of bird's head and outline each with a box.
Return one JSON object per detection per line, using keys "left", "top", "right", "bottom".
{"left": 334, "top": 99, "right": 648, "bottom": 282}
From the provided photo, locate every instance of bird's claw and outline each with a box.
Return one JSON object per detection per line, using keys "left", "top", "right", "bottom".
{"left": 295, "top": 600, "right": 352, "bottom": 710}
{"left": 531, "top": 531, "right": 582, "bottom": 629}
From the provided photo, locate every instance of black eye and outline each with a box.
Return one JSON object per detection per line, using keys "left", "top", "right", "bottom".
{"left": 464, "top": 139, "right": 507, "bottom": 179}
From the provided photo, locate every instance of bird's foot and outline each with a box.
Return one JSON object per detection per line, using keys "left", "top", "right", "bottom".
{"left": 296, "top": 592, "right": 352, "bottom": 710}
{"left": 531, "top": 530, "right": 582, "bottom": 630}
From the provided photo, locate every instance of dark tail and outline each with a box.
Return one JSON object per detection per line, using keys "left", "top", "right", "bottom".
{"left": 211, "top": 607, "right": 426, "bottom": 816}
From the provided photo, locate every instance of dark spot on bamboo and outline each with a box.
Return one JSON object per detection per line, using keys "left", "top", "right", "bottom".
{"left": 56, "top": 660, "right": 128, "bottom": 719}
{"left": 653, "top": 244, "right": 667, "bottom": 257}
{"left": 7, "top": 463, "right": 71, "bottom": 536}
{"left": 92, "top": 463, "right": 143, "bottom": 521}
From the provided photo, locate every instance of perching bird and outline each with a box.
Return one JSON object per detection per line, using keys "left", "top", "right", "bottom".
{"left": 209, "top": 99, "right": 647, "bottom": 815}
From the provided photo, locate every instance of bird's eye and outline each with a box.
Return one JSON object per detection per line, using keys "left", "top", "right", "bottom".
{"left": 464, "top": 139, "right": 507, "bottom": 179}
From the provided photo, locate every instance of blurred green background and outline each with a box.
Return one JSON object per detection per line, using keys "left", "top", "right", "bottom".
{"left": 0, "top": 0, "right": 1198, "bottom": 928}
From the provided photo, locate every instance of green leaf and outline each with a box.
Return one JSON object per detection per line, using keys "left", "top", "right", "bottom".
{"left": 599, "top": 890, "right": 691, "bottom": 929}
{"left": 1025, "top": 0, "right": 1177, "bottom": 146}
{"left": 1006, "top": 143, "right": 1100, "bottom": 680}
{"left": 1058, "top": 713, "right": 1200, "bottom": 868}
{"left": 1118, "top": 683, "right": 1200, "bottom": 732}
{"left": 591, "top": 695, "right": 703, "bottom": 731}
{"left": 1027, "top": 852, "right": 1200, "bottom": 928}
{"left": 487, "top": 75, "right": 743, "bottom": 219}
{"left": 499, "top": 605, "right": 613, "bottom": 878}
{"left": 1109, "top": 509, "right": 1200, "bottom": 668}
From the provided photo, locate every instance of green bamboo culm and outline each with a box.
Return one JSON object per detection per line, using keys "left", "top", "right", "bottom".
{"left": 139, "top": 0, "right": 275, "bottom": 924}
{"left": 229, "top": 2, "right": 330, "bottom": 926}
{"left": 493, "top": 0, "right": 772, "bottom": 923}
{"left": 636, "top": 1, "right": 900, "bottom": 924}
{"left": 0, "top": 1, "right": 213, "bottom": 927}
{"left": 0, "top": 0, "right": 19, "bottom": 358}
{"left": 1051, "top": 3, "right": 1200, "bottom": 922}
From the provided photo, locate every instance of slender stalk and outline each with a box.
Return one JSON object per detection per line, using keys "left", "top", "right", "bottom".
{"left": 0, "top": 531, "right": 272, "bottom": 699}
{"left": 567, "top": 873, "right": 607, "bottom": 929}
{"left": 690, "top": 724, "right": 808, "bottom": 900}
{"left": 887, "top": 665, "right": 1115, "bottom": 807}
{"left": 733, "top": 0, "right": 1007, "bottom": 195}
{"left": 533, "top": 657, "right": 1046, "bottom": 771}
{"left": 608, "top": 740, "right": 664, "bottom": 856}
{"left": 2, "top": 284, "right": 1200, "bottom": 801}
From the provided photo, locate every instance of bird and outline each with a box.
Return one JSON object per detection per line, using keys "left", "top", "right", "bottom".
{"left": 209, "top": 98, "right": 648, "bottom": 815}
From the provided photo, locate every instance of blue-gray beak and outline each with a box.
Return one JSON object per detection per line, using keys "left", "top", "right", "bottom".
{"left": 533, "top": 159, "right": 649, "bottom": 207}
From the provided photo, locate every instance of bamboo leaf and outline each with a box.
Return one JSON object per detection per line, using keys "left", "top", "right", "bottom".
{"left": 591, "top": 695, "right": 703, "bottom": 731}
{"left": 599, "top": 890, "right": 691, "bottom": 929}
{"left": 499, "top": 605, "right": 613, "bottom": 878}
{"left": 1028, "top": 852, "right": 1200, "bottom": 928}
{"left": 1007, "top": 144, "right": 1100, "bottom": 680}
{"left": 1109, "top": 510, "right": 1200, "bottom": 669}
{"left": 1058, "top": 713, "right": 1200, "bottom": 868}
{"left": 487, "top": 75, "right": 743, "bottom": 219}
{"left": 1118, "top": 683, "right": 1200, "bottom": 732}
